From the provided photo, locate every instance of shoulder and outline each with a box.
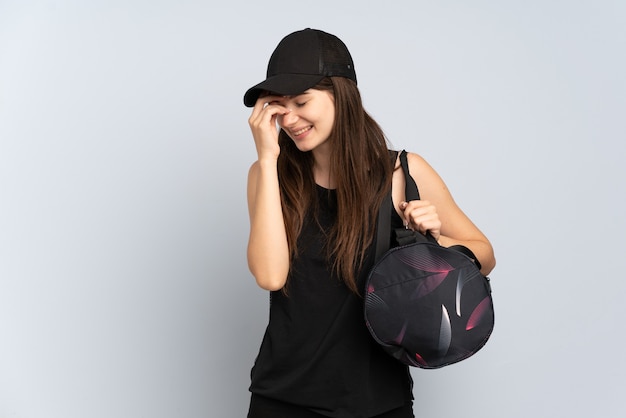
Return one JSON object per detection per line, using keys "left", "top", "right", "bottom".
{"left": 401, "top": 151, "right": 440, "bottom": 180}
{"left": 401, "top": 151, "right": 450, "bottom": 199}
{"left": 404, "top": 150, "right": 429, "bottom": 167}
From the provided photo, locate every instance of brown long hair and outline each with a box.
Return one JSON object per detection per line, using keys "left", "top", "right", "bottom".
{"left": 277, "top": 77, "right": 392, "bottom": 294}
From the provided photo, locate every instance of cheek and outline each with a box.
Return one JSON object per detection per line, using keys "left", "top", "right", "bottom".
{"left": 323, "top": 112, "right": 335, "bottom": 131}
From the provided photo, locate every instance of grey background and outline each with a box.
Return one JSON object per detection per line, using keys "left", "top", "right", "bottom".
{"left": 1, "top": 1, "right": 624, "bottom": 417}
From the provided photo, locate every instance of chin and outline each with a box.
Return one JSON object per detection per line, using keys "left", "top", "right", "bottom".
{"left": 290, "top": 138, "right": 313, "bottom": 152}
{"left": 294, "top": 144, "right": 314, "bottom": 152}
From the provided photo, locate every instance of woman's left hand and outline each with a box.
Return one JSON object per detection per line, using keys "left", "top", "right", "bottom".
{"left": 399, "top": 200, "right": 441, "bottom": 241}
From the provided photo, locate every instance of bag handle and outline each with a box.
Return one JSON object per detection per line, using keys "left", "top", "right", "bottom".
{"left": 375, "top": 150, "right": 412, "bottom": 260}
{"left": 399, "top": 150, "right": 420, "bottom": 201}
{"left": 374, "top": 150, "right": 482, "bottom": 270}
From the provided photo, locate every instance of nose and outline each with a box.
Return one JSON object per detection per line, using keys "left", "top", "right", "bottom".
{"left": 279, "top": 108, "right": 298, "bottom": 128}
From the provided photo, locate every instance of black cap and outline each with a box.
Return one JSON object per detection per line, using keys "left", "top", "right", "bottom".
{"left": 243, "top": 28, "right": 357, "bottom": 107}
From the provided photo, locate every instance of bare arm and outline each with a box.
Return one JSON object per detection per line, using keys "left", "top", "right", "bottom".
{"left": 394, "top": 152, "right": 496, "bottom": 276}
{"left": 246, "top": 96, "right": 291, "bottom": 290}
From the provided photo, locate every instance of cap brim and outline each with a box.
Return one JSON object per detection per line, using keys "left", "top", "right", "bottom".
{"left": 243, "top": 73, "right": 325, "bottom": 107}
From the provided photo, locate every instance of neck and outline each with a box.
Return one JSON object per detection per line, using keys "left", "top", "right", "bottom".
{"left": 312, "top": 145, "right": 334, "bottom": 189}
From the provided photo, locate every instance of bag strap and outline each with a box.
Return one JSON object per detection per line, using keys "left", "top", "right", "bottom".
{"left": 399, "top": 150, "right": 420, "bottom": 201}
{"left": 374, "top": 150, "right": 483, "bottom": 270}
{"left": 375, "top": 150, "right": 412, "bottom": 260}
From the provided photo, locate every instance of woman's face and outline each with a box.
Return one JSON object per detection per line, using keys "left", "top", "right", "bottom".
{"left": 273, "top": 89, "right": 335, "bottom": 153}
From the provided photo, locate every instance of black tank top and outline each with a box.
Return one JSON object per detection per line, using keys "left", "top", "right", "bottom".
{"left": 249, "top": 184, "right": 413, "bottom": 418}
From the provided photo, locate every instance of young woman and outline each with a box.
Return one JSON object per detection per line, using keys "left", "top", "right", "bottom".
{"left": 243, "top": 28, "right": 495, "bottom": 418}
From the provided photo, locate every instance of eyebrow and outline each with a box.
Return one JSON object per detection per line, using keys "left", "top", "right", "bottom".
{"left": 274, "top": 92, "right": 310, "bottom": 103}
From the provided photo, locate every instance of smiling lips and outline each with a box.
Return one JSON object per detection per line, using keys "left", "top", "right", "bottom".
{"left": 292, "top": 126, "right": 312, "bottom": 136}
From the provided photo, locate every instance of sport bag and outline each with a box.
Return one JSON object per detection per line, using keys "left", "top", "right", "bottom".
{"left": 364, "top": 150, "right": 494, "bottom": 369}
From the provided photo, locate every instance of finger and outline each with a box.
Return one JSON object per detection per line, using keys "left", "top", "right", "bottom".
{"left": 250, "top": 95, "right": 288, "bottom": 121}
{"left": 412, "top": 216, "right": 441, "bottom": 237}
{"left": 402, "top": 202, "right": 439, "bottom": 234}
{"left": 400, "top": 202, "right": 413, "bottom": 228}
{"left": 250, "top": 106, "right": 290, "bottom": 132}
{"left": 249, "top": 96, "right": 269, "bottom": 120}
{"left": 401, "top": 201, "right": 426, "bottom": 226}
